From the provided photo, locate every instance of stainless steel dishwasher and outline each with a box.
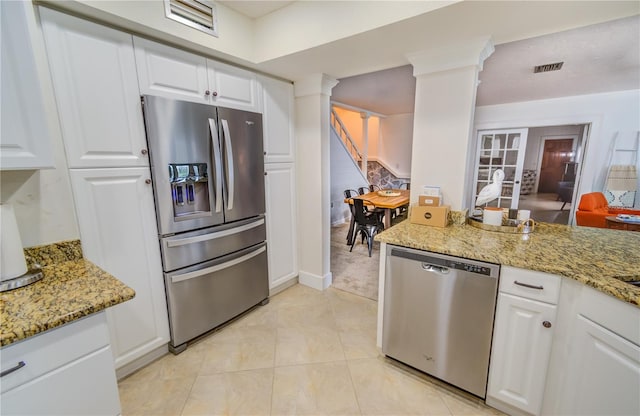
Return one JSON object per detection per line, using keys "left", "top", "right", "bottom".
{"left": 382, "top": 245, "right": 500, "bottom": 398}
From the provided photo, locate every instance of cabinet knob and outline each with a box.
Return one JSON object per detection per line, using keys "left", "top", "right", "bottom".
{"left": 205, "top": 90, "right": 211, "bottom": 96}
{"left": 212, "top": 91, "right": 218, "bottom": 97}
{"left": 145, "top": 179, "right": 152, "bottom": 185}
{"left": 542, "top": 321, "right": 552, "bottom": 328}
{"left": 141, "top": 149, "right": 148, "bottom": 155}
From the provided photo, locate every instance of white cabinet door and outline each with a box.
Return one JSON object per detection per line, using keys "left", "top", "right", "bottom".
{"left": 264, "top": 163, "right": 298, "bottom": 289}
{"left": 207, "top": 59, "right": 261, "bottom": 112}
{"left": 1, "top": 1, "right": 54, "bottom": 169}
{"left": 559, "top": 315, "right": 640, "bottom": 416}
{"left": 1, "top": 347, "right": 121, "bottom": 416}
{"left": 40, "top": 8, "right": 148, "bottom": 168}
{"left": 0, "top": 312, "right": 121, "bottom": 416}
{"left": 487, "top": 293, "right": 556, "bottom": 415}
{"left": 260, "top": 76, "right": 295, "bottom": 163}
{"left": 134, "top": 36, "right": 209, "bottom": 104}
{"left": 69, "top": 168, "right": 169, "bottom": 369}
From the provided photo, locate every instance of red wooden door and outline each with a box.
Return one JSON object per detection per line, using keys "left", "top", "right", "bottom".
{"left": 538, "top": 139, "right": 574, "bottom": 193}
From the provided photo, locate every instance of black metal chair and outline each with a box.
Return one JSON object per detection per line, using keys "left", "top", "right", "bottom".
{"left": 343, "top": 189, "right": 359, "bottom": 245}
{"left": 399, "top": 182, "right": 410, "bottom": 190}
{"left": 350, "top": 198, "right": 385, "bottom": 257}
{"left": 369, "top": 184, "right": 381, "bottom": 192}
{"left": 357, "top": 186, "right": 369, "bottom": 195}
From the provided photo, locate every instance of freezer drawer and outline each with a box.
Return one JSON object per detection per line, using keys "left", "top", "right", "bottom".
{"left": 164, "top": 242, "right": 268, "bottom": 350}
{"left": 160, "top": 215, "right": 266, "bottom": 272}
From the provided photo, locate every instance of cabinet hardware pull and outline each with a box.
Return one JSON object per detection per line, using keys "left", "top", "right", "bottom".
{"left": 542, "top": 321, "right": 552, "bottom": 328}
{"left": 1, "top": 361, "right": 26, "bottom": 377}
{"left": 141, "top": 149, "right": 148, "bottom": 155}
{"left": 205, "top": 90, "right": 211, "bottom": 96}
{"left": 145, "top": 179, "right": 152, "bottom": 184}
{"left": 212, "top": 91, "right": 218, "bottom": 97}
{"left": 514, "top": 280, "right": 544, "bottom": 290}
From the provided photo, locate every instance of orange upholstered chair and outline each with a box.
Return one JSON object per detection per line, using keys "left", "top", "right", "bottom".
{"left": 575, "top": 192, "right": 640, "bottom": 228}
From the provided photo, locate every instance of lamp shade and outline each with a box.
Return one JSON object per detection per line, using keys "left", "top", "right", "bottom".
{"left": 1, "top": 203, "right": 27, "bottom": 281}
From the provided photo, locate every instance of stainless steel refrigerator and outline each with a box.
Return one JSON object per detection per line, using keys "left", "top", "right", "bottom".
{"left": 141, "top": 95, "right": 268, "bottom": 354}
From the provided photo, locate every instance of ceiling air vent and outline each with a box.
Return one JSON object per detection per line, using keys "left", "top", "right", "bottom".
{"left": 533, "top": 62, "right": 564, "bottom": 73}
{"left": 164, "top": 0, "right": 218, "bottom": 37}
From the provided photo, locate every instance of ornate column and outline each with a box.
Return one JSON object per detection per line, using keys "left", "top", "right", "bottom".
{"left": 407, "top": 37, "right": 494, "bottom": 209}
{"left": 293, "top": 73, "right": 339, "bottom": 290}
{"left": 360, "top": 111, "right": 370, "bottom": 178}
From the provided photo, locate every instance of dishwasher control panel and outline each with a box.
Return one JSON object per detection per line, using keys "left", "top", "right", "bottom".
{"left": 389, "top": 247, "right": 499, "bottom": 277}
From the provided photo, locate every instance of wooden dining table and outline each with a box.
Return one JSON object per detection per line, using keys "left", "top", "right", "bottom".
{"left": 344, "top": 189, "right": 410, "bottom": 229}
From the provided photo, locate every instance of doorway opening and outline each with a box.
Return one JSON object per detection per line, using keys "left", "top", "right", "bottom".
{"left": 472, "top": 124, "right": 590, "bottom": 225}
{"left": 519, "top": 125, "right": 589, "bottom": 224}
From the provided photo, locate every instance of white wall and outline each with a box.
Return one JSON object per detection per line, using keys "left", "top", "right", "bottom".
{"left": 379, "top": 113, "right": 413, "bottom": 177}
{"left": 474, "top": 89, "right": 640, "bottom": 208}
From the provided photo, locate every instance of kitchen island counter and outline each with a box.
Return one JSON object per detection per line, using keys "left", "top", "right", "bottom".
{"left": 1, "top": 240, "right": 135, "bottom": 347}
{"left": 376, "top": 220, "right": 640, "bottom": 306}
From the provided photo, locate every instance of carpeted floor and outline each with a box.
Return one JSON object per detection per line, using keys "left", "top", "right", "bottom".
{"left": 330, "top": 223, "right": 380, "bottom": 301}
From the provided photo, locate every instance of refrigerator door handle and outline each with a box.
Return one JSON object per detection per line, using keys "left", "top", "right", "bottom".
{"left": 171, "top": 246, "right": 266, "bottom": 283}
{"left": 165, "top": 218, "right": 265, "bottom": 248}
{"left": 221, "top": 119, "right": 235, "bottom": 211}
{"left": 209, "top": 118, "right": 223, "bottom": 213}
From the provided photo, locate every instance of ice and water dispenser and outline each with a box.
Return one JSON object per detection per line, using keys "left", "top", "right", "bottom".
{"left": 169, "top": 163, "right": 211, "bottom": 218}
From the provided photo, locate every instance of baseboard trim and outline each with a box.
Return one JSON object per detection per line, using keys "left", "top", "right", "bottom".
{"left": 299, "top": 270, "right": 332, "bottom": 291}
{"left": 269, "top": 276, "right": 298, "bottom": 296}
{"left": 115, "top": 344, "right": 168, "bottom": 380}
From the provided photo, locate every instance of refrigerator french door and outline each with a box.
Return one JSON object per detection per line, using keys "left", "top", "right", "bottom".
{"left": 142, "top": 95, "right": 268, "bottom": 354}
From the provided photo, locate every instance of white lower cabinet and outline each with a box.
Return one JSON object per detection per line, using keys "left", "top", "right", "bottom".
{"left": 487, "top": 294, "right": 556, "bottom": 415}
{"left": 542, "top": 278, "right": 640, "bottom": 416}
{"left": 264, "top": 163, "right": 298, "bottom": 290}
{"left": 0, "top": 313, "right": 121, "bottom": 415}
{"left": 69, "top": 168, "right": 170, "bottom": 374}
{"left": 487, "top": 267, "right": 559, "bottom": 416}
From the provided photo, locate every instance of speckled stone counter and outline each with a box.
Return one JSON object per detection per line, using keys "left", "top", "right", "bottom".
{"left": 1, "top": 240, "right": 135, "bottom": 347}
{"left": 376, "top": 221, "right": 640, "bottom": 306}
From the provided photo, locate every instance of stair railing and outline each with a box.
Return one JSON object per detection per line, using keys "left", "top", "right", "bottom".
{"left": 330, "top": 108, "right": 364, "bottom": 172}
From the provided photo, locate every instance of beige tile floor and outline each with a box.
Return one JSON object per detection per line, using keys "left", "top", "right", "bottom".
{"left": 118, "top": 284, "right": 503, "bottom": 416}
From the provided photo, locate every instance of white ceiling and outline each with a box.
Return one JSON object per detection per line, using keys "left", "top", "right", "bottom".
{"left": 217, "top": 1, "right": 638, "bottom": 114}
{"left": 329, "top": 14, "right": 640, "bottom": 115}
{"left": 218, "top": 1, "right": 295, "bottom": 18}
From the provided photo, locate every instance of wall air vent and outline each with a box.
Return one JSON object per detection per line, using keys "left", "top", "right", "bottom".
{"left": 164, "top": 0, "right": 218, "bottom": 37}
{"left": 533, "top": 62, "right": 564, "bottom": 73}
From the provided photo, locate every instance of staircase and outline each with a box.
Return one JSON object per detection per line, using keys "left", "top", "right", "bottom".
{"left": 331, "top": 107, "right": 365, "bottom": 176}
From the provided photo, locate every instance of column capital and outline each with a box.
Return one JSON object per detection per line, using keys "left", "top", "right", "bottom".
{"left": 360, "top": 111, "right": 370, "bottom": 119}
{"left": 407, "top": 36, "right": 495, "bottom": 77}
{"left": 294, "top": 73, "right": 339, "bottom": 98}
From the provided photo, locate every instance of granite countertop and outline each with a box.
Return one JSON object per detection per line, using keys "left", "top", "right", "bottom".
{"left": 376, "top": 220, "right": 640, "bottom": 306}
{"left": 0, "top": 240, "right": 135, "bottom": 347}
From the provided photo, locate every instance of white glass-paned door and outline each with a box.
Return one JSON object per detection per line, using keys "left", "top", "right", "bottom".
{"left": 472, "top": 129, "right": 528, "bottom": 209}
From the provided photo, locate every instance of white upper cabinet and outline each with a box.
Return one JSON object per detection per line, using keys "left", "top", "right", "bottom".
{"left": 259, "top": 76, "right": 295, "bottom": 163}
{"left": 40, "top": 8, "right": 148, "bottom": 169}
{"left": 133, "top": 37, "right": 261, "bottom": 112}
{"left": 1, "top": 1, "right": 55, "bottom": 170}
{"left": 133, "top": 36, "right": 209, "bottom": 104}
{"left": 207, "top": 60, "right": 261, "bottom": 113}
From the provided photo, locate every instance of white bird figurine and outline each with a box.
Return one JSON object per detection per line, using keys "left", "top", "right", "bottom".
{"left": 476, "top": 169, "right": 505, "bottom": 206}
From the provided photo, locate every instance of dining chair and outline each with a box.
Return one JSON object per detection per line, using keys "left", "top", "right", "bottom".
{"left": 357, "top": 186, "right": 369, "bottom": 195}
{"left": 350, "top": 198, "right": 385, "bottom": 257}
{"left": 369, "top": 184, "right": 381, "bottom": 192}
{"left": 343, "top": 189, "right": 360, "bottom": 245}
{"left": 400, "top": 182, "right": 411, "bottom": 190}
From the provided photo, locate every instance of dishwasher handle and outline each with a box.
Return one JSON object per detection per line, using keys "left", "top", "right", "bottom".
{"left": 421, "top": 263, "right": 450, "bottom": 274}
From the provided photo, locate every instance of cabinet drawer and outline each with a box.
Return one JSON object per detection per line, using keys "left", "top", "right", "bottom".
{"left": 0, "top": 313, "right": 110, "bottom": 393}
{"left": 500, "top": 266, "right": 561, "bottom": 304}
